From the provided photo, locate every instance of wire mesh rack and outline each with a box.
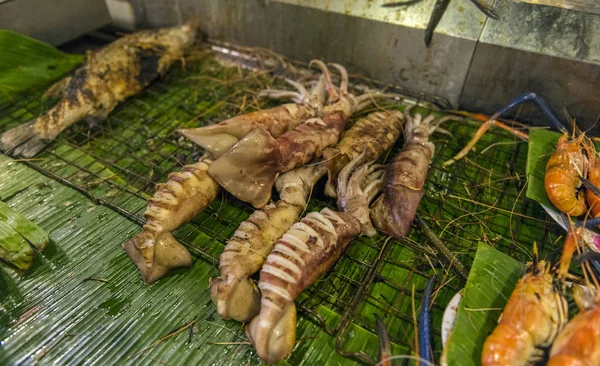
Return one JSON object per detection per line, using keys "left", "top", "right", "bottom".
{"left": 0, "top": 42, "right": 564, "bottom": 364}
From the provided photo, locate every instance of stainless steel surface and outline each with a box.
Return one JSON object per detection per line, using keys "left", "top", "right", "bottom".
{"left": 460, "top": 0, "right": 600, "bottom": 127}
{"left": 275, "top": 0, "right": 488, "bottom": 40}
{"left": 459, "top": 42, "right": 600, "bottom": 129}
{"left": 482, "top": 1, "right": 600, "bottom": 63}
{"left": 139, "top": 0, "right": 481, "bottom": 106}
{"left": 0, "top": 0, "right": 111, "bottom": 46}
{"left": 130, "top": 0, "right": 600, "bottom": 123}
{"left": 515, "top": 0, "right": 600, "bottom": 15}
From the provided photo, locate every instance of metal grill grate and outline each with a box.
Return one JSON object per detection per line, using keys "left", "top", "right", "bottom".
{"left": 0, "top": 43, "right": 564, "bottom": 364}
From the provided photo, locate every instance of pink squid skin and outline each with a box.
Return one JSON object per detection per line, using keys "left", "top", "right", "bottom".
{"left": 207, "top": 61, "right": 390, "bottom": 209}
{"left": 371, "top": 111, "right": 453, "bottom": 238}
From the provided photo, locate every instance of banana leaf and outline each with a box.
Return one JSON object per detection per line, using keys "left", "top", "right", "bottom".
{"left": 442, "top": 243, "right": 525, "bottom": 366}
{"left": 525, "top": 129, "right": 558, "bottom": 208}
{"left": 0, "top": 30, "right": 84, "bottom": 105}
{"left": 0, "top": 201, "right": 48, "bottom": 252}
{"left": 0, "top": 219, "right": 35, "bottom": 272}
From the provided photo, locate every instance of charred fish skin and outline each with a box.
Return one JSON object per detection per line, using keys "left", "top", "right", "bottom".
{"left": 209, "top": 164, "right": 326, "bottom": 322}
{"left": 123, "top": 156, "right": 219, "bottom": 284}
{"left": 178, "top": 76, "right": 328, "bottom": 158}
{"left": 0, "top": 22, "right": 197, "bottom": 158}
{"left": 323, "top": 110, "right": 404, "bottom": 198}
{"left": 371, "top": 111, "right": 450, "bottom": 238}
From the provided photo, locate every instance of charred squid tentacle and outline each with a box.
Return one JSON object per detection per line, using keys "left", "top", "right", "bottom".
{"left": 322, "top": 110, "right": 404, "bottom": 198}
{"left": 337, "top": 152, "right": 384, "bottom": 237}
{"left": 207, "top": 61, "right": 345, "bottom": 208}
{"left": 209, "top": 165, "right": 326, "bottom": 321}
{"left": 123, "top": 156, "right": 219, "bottom": 283}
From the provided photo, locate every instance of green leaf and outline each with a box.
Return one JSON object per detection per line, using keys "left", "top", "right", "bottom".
{"left": 525, "top": 129, "right": 561, "bottom": 208}
{"left": 0, "top": 201, "right": 48, "bottom": 252}
{"left": 0, "top": 30, "right": 84, "bottom": 105}
{"left": 0, "top": 219, "right": 35, "bottom": 272}
{"left": 443, "top": 243, "right": 525, "bottom": 366}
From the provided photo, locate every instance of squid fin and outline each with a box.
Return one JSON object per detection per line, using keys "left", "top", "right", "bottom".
{"left": 208, "top": 128, "right": 281, "bottom": 208}
{"left": 178, "top": 127, "right": 240, "bottom": 158}
{"left": 122, "top": 231, "right": 192, "bottom": 284}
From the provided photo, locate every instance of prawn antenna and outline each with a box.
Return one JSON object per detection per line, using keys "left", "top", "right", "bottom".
{"left": 532, "top": 242, "right": 539, "bottom": 273}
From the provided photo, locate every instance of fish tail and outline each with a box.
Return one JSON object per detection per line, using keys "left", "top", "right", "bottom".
{"left": 0, "top": 119, "right": 49, "bottom": 158}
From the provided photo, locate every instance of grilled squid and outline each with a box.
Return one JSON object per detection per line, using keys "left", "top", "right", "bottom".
{"left": 322, "top": 110, "right": 404, "bottom": 198}
{"left": 246, "top": 154, "right": 383, "bottom": 363}
{"left": 207, "top": 61, "right": 394, "bottom": 208}
{"left": 123, "top": 156, "right": 219, "bottom": 283}
{"left": 371, "top": 110, "right": 453, "bottom": 238}
{"left": 178, "top": 74, "right": 328, "bottom": 158}
{"left": 209, "top": 164, "right": 326, "bottom": 322}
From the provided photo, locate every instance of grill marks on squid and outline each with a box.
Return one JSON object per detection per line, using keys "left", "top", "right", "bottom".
{"left": 123, "top": 157, "right": 219, "bottom": 283}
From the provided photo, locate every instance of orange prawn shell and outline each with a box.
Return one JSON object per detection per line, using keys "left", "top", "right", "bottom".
{"left": 545, "top": 134, "right": 587, "bottom": 217}
{"left": 547, "top": 306, "right": 600, "bottom": 366}
{"left": 586, "top": 162, "right": 600, "bottom": 221}
{"left": 481, "top": 262, "right": 567, "bottom": 366}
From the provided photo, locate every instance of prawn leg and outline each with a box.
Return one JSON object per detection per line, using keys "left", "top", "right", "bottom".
{"left": 443, "top": 92, "right": 565, "bottom": 167}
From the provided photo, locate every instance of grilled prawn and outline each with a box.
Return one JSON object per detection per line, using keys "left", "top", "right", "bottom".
{"left": 0, "top": 22, "right": 196, "bottom": 157}
{"left": 209, "top": 164, "right": 325, "bottom": 322}
{"left": 246, "top": 153, "right": 383, "bottom": 363}
{"left": 545, "top": 133, "right": 590, "bottom": 217}
{"left": 208, "top": 61, "right": 392, "bottom": 208}
{"left": 178, "top": 74, "right": 328, "bottom": 158}
{"left": 322, "top": 110, "right": 404, "bottom": 198}
{"left": 547, "top": 285, "right": 600, "bottom": 366}
{"left": 548, "top": 228, "right": 600, "bottom": 366}
{"left": 123, "top": 156, "right": 219, "bottom": 283}
{"left": 481, "top": 243, "right": 568, "bottom": 365}
{"left": 371, "top": 110, "right": 453, "bottom": 238}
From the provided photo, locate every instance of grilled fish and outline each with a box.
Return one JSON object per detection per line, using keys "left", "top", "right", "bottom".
{"left": 0, "top": 22, "right": 197, "bottom": 157}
